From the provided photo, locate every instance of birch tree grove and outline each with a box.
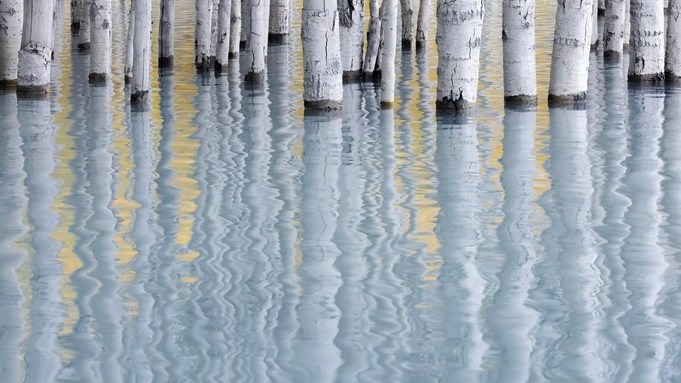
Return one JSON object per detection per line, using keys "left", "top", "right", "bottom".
{"left": 436, "top": 0, "right": 485, "bottom": 111}
{"left": 667, "top": 0, "right": 681, "bottom": 81}
{"left": 381, "top": 0, "right": 398, "bottom": 107}
{"left": 548, "top": 0, "right": 593, "bottom": 106}
{"left": 503, "top": 0, "right": 537, "bottom": 106}
{"left": 269, "top": 0, "right": 289, "bottom": 44}
{"left": 339, "top": 0, "right": 364, "bottom": 82}
{"left": 628, "top": 0, "right": 665, "bottom": 83}
{"left": 0, "top": 0, "right": 23, "bottom": 89}
{"left": 604, "top": 0, "right": 626, "bottom": 61}
{"left": 17, "top": 0, "right": 54, "bottom": 94}
{"left": 89, "top": 0, "right": 112, "bottom": 84}
{"left": 159, "top": 0, "right": 175, "bottom": 67}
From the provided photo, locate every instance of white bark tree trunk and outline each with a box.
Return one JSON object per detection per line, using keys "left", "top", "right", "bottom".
{"left": 245, "top": 0, "right": 267, "bottom": 84}
{"left": 436, "top": 0, "right": 484, "bottom": 111}
{"left": 210, "top": 0, "right": 220, "bottom": 60}
{"left": 215, "top": 0, "right": 231, "bottom": 71}
{"left": 131, "top": 0, "right": 151, "bottom": 104}
{"left": 381, "top": 0, "right": 397, "bottom": 106}
{"left": 17, "top": 0, "right": 54, "bottom": 94}
{"left": 302, "top": 0, "right": 343, "bottom": 110}
{"left": 628, "top": 0, "right": 665, "bottom": 82}
{"left": 624, "top": 0, "right": 630, "bottom": 48}
{"left": 0, "top": 0, "right": 23, "bottom": 89}
{"left": 604, "top": 0, "right": 626, "bottom": 60}
{"left": 195, "top": 0, "right": 213, "bottom": 71}
{"left": 339, "top": 0, "right": 364, "bottom": 82}
{"left": 78, "top": 0, "right": 91, "bottom": 50}
{"left": 590, "top": 0, "right": 599, "bottom": 49}
{"left": 159, "top": 0, "right": 175, "bottom": 67}
{"left": 71, "top": 0, "right": 82, "bottom": 31}
{"left": 362, "top": 0, "right": 382, "bottom": 79}
{"left": 400, "top": 0, "right": 413, "bottom": 48}
{"left": 229, "top": 0, "right": 240, "bottom": 57}
{"left": 89, "top": 0, "right": 112, "bottom": 84}
{"left": 416, "top": 0, "right": 431, "bottom": 49}
{"left": 666, "top": 0, "right": 681, "bottom": 80}
{"left": 503, "top": 0, "right": 537, "bottom": 106}
{"left": 548, "top": 0, "right": 593, "bottom": 106}
{"left": 124, "top": 3, "right": 134, "bottom": 84}
{"left": 269, "top": 0, "right": 289, "bottom": 44}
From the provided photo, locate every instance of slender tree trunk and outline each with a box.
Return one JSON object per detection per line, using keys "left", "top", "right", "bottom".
{"left": 196, "top": 0, "right": 213, "bottom": 71}
{"left": 503, "top": 0, "right": 537, "bottom": 106}
{"left": 363, "top": 0, "right": 382, "bottom": 80}
{"left": 269, "top": 0, "right": 289, "bottom": 44}
{"left": 89, "top": 0, "right": 112, "bottom": 84}
{"left": 245, "top": 0, "right": 267, "bottom": 84}
{"left": 604, "top": 0, "right": 626, "bottom": 60}
{"left": 0, "top": 0, "right": 23, "bottom": 89}
{"left": 131, "top": 0, "right": 151, "bottom": 104}
{"left": 624, "top": 0, "right": 630, "bottom": 48}
{"left": 210, "top": 0, "right": 220, "bottom": 60}
{"left": 78, "top": 0, "right": 91, "bottom": 50}
{"left": 436, "top": 0, "right": 484, "bottom": 111}
{"left": 125, "top": 2, "right": 135, "bottom": 84}
{"left": 17, "top": 0, "right": 54, "bottom": 95}
{"left": 400, "top": 0, "right": 413, "bottom": 48}
{"left": 628, "top": 0, "right": 665, "bottom": 83}
{"left": 666, "top": 0, "right": 681, "bottom": 81}
{"left": 229, "top": 0, "right": 240, "bottom": 57}
{"left": 381, "top": 0, "right": 397, "bottom": 107}
{"left": 590, "top": 0, "right": 599, "bottom": 49}
{"left": 215, "top": 0, "right": 231, "bottom": 71}
{"left": 548, "top": 0, "right": 594, "bottom": 106}
{"left": 159, "top": 0, "right": 175, "bottom": 67}
{"left": 71, "top": 0, "right": 82, "bottom": 31}
{"left": 339, "top": 0, "right": 364, "bottom": 82}
{"left": 241, "top": 0, "right": 250, "bottom": 49}
{"left": 416, "top": 0, "right": 431, "bottom": 50}
{"left": 302, "top": 0, "right": 343, "bottom": 111}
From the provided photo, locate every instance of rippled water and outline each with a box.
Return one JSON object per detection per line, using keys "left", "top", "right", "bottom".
{"left": 2, "top": 1, "right": 681, "bottom": 382}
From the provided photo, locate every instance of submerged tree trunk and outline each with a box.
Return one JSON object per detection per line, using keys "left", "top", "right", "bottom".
{"left": 400, "top": 0, "right": 414, "bottom": 48}
{"left": 245, "top": 0, "right": 267, "bottom": 84}
{"left": 269, "top": 0, "right": 289, "bottom": 44}
{"left": 339, "top": 0, "right": 364, "bottom": 82}
{"left": 78, "top": 0, "right": 92, "bottom": 50}
{"left": 624, "top": 0, "right": 630, "bottom": 48}
{"left": 195, "top": 0, "right": 213, "bottom": 71}
{"left": 210, "top": 0, "right": 220, "bottom": 60}
{"left": 381, "top": 0, "right": 398, "bottom": 107}
{"left": 229, "top": 0, "right": 240, "bottom": 57}
{"left": 436, "top": 0, "right": 484, "bottom": 111}
{"left": 17, "top": 0, "right": 54, "bottom": 95}
{"left": 548, "top": 0, "right": 593, "bottom": 106}
{"left": 71, "top": 0, "right": 82, "bottom": 31}
{"left": 0, "top": 0, "right": 23, "bottom": 89}
{"left": 302, "top": 0, "right": 343, "bottom": 111}
{"left": 131, "top": 0, "right": 151, "bottom": 104}
{"left": 604, "top": 0, "right": 626, "bottom": 60}
{"left": 416, "top": 0, "right": 431, "bottom": 50}
{"left": 159, "top": 0, "right": 175, "bottom": 67}
{"left": 215, "top": 0, "right": 231, "bottom": 71}
{"left": 125, "top": 3, "right": 135, "bottom": 84}
{"left": 590, "top": 0, "right": 599, "bottom": 50}
{"left": 89, "top": 0, "right": 112, "bottom": 84}
{"left": 628, "top": 0, "right": 665, "bottom": 83}
{"left": 666, "top": 0, "right": 681, "bottom": 80}
{"left": 503, "top": 0, "right": 537, "bottom": 106}
{"left": 363, "top": 0, "right": 382, "bottom": 80}
{"left": 241, "top": 0, "right": 250, "bottom": 49}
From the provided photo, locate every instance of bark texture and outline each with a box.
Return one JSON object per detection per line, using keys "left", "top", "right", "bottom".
{"left": 245, "top": 0, "right": 267, "bottom": 84}
{"left": 666, "top": 0, "right": 681, "bottom": 80}
{"left": 159, "top": 0, "right": 175, "bottom": 67}
{"left": 0, "top": 0, "right": 23, "bottom": 89}
{"left": 339, "top": 0, "right": 364, "bottom": 82}
{"left": 17, "top": 0, "right": 54, "bottom": 95}
{"left": 215, "top": 0, "right": 231, "bottom": 70}
{"left": 89, "top": 0, "right": 112, "bottom": 84}
{"left": 416, "top": 0, "right": 431, "bottom": 49}
{"left": 502, "top": 0, "right": 537, "bottom": 105}
{"left": 131, "top": 0, "right": 151, "bottom": 104}
{"left": 381, "top": 0, "right": 398, "bottom": 107}
{"left": 628, "top": 0, "right": 665, "bottom": 83}
{"left": 604, "top": 0, "right": 626, "bottom": 60}
{"left": 195, "top": 0, "right": 213, "bottom": 71}
{"left": 229, "top": 0, "right": 240, "bottom": 57}
{"left": 269, "top": 0, "right": 289, "bottom": 43}
{"left": 363, "top": 0, "right": 382, "bottom": 80}
{"left": 400, "top": 0, "right": 414, "bottom": 47}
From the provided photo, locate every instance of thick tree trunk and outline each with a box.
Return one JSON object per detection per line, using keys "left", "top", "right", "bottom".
{"left": 78, "top": 0, "right": 91, "bottom": 50}
{"left": 604, "top": 0, "right": 626, "bottom": 60}
{"left": 17, "top": 0, "right": 54, "bottom": 95}
{"left": 628, "top": 0, "right": 665, "bottom": 83}
{"left": 436, "top": 0, "right": 484, "bottom": 111}
{"left": 159, "top": 0, "right": 175, "bottom": 67}
{"left": 269, "top": 0, "right": 289, "bottom": 44}
{"left": 548, "top": 0, "right": 594, "bottom": 106}
{"left": 195, "top": 0, "right": 213, "bottom": 71}
{"left": 131, "top": 0, "right": 151, "bottom": 104}
{"left": 215, "top": 0, "right": 231, "bottom": 71}
{"left": 245, "top": 0, "right": 267, "bottom": 84}
{"left": 89, "top": 0, "right": 112, "bottom": 84}
{"left": 381, "top": 0, "right": 398, "bottom": 107}
{"left": 666, "top": 0, "right": 681, "bottom": 81}
{"left": 363, "top": 0, "right": 382, "bottom": 80}
{"left": 229, "top": 0, "right": 240, "bottom": 57}
{"left": 503, "top": 0, "right": 537, "bottom": 106}
{"left": 302, "top": 0, "right": 343, "bottom": 111}
{"left": 416, "top": 0, "right": 431, "bottom": 49}
{"left": 0, "top": 0, "right": 23, "bottom": 89}
{"left": 71, "top": 0, "right": 82, "bottom": 31}
{"left": 400, "top": 0, "right": 414, "bottom": 48}
{"left": 124, "top": 3, "right": 134, "bottom": 84}
{"left": 339, "top": 0, "right": 364, "bottom": 82}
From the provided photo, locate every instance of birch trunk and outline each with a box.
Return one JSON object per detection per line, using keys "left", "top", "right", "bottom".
{"left": 215, "top": 0, "right": 231, "bottom": 71}
{"left": 78, "top": 0, "right": 91, "bottom": 50}
{"left": 131, "top": 0, "right": 151, "bottom": 104}
{"left": 210, "top": 0, "right": 220, "bottom": 60}
{"left": 363, "top": 0, "right": 382, "bottom": 80}
{"left": 229, "top": 0, "right": 240, "bottom": 57}
{"left": 159, "top": 0, "right": 175, "bottom": 67}
{"left": 590, "top": 0, "right": 599, "bottom": 49}
{"left": 17, "top": 0, "right": 54, "bottom": 95}
{"left": 624, "top": 0, "right": 630, "bottom": 48}
{"left": 195, "top": 0, "right": 213, "bottom": 71}
{"left": 89, "top": 0, "right": 112, "bottom": 84}
{"left": 416, "top": 0, "right": 431, "bottom": 50}
{"left": 0, "top": 0, "right": 23, "bottom": 89}
{"left": 548, "top": 0, "right": 593, "bottom": 106}
{"left": 604, "top": 0, "right": 626, "bottom": 60}
{"left": 381, "top": 0, "right": 397, "bottom": 107}
{"left": 666, "top": 0, "right": 681, "bottom": 80}
{"left": 628, "top": 0, "right": 665, "bottom": 83}
{"left": 124, "top": 3, "right": 134, "bottom": 84}
{"left": 302, "top": 0, "right": 343, "bottom": 111}
{"left": 339, "top": 0, "right": 364, "bottom": 82}
{"left": 71, "top": 0, "right": 82, "bottom": 31}
{"left": 269, "top": 0, "right": 289, "bottom": 44}
{"left": 503, "top": 0, "right": 537, "bottom": 106}
{"left": 245, "top": 0, "right": 267, "bottom": 84}
{"left": 241, "top": 0, "right": 250, "bottom": 49}
{"left": 400, "top": 0, "right": 414, "bottom": 48}
{"left": 436, "top": 0, "right": 484, "bottom": 111}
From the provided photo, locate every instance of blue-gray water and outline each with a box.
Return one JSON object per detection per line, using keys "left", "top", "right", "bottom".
{"left": 2, "top": 1, "right": 681, "bottom": 382}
